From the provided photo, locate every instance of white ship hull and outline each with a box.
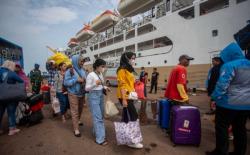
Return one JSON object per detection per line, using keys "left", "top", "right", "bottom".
{"left": 69, "top": 0, "right": 250, "bottom": 88}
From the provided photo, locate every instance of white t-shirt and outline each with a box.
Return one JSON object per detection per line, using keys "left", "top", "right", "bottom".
{"left": 85, "top": 72, "right": 105, "bottom": 91}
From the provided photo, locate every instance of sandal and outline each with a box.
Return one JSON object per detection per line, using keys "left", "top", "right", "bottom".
{"left": 95, "top": 140, "right": 108, "bottom": 146}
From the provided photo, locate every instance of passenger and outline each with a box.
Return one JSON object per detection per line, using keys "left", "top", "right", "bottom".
{"left": 117, "top": 52, "right": 143, "bottom": 149}
{"left": 206, "top": 57, "right": 223, "bottom": 115}
{"left": 206, "top": 43, "right": 250, "bottom": 155}
{"left": 139, "top": 67, "right": 148, "bottom": 98}
{"left": 15, "top": 64, "right": 30, "bottom": 92}
{"left": 85, "top": 59, "right": 110, "bottom": 146}
{"left": 30, "top": 63, "right": 42, "bottom": 94}
{"left": 46, "top": 60, "right": 57, "bottom": 87}
{"left": 149, "top": 67, "right": 159, "bottom": 94}
{"left": 0, "top": 60, "right": 24, "bottom": 136}
{"left": 54, "top": 62, "right": 69, "bottom": 123}
{"left": 164, "top": 54, "right": 194, "bottom": 105}
{"left": 64, "top": 55, "right": 86, "bottom": 137}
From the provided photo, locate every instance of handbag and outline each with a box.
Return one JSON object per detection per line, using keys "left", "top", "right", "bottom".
{"left": 0, "top": 71, "right": 27, "bottom": 102}
{"left": 114, "top": 108, "right": 143, "bottom": 145}
{"left": 94, "top": 72, "right": 107, "bottom": 95}
{"left": 52, "top": 97, "right": 60, "bottom": 114}
{"left": 105, "top": 96, "right": 119, "bottom": 117}
{"left": 128, "top": 91, "right": 138, "bottom": 100}
{"left": 74, "top": 69, "right": 86, "bottom": 95}
{"left": 134, "top": 81, "right": 145, "bottom": 99}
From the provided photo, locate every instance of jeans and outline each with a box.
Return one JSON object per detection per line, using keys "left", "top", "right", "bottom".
{"left": 215, "top": 106, "right": 249, "bottom": 155}
{"left": 0, "top": 102, "right": 18, "bottom": 129}
{"left": 56, "top": 92, "right": 69, "bottom": 115}
{"left": 88, "top": 90, "right": 105, "bottom": 144}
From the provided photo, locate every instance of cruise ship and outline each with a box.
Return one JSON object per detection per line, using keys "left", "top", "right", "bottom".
{"left": 65, "top": 0, "right": 250, "bottom": 88}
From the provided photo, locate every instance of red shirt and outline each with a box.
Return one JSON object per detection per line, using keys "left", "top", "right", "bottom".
{"left": 41, "top": 85, "right": 50, "bottom": 92}
{"left": 165, "top": 65, "right": 187, "bottom": 100}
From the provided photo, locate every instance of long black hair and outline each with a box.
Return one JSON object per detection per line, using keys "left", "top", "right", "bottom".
{"left": 93, "top": 59, "right": 106, "bottom": 70}
{"left": 117, "top": 52, "right": 136, "bottom": 73}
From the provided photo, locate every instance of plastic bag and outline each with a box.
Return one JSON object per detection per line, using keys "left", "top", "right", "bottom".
{"left": 52, "top": 97, "right": 60, "bottom": 114}
{"left": 105, "top": 99, "right": 119, "bottom": 117}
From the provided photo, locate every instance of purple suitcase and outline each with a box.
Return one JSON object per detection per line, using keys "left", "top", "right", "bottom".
{"left": 171, "top": 105, "right": 201, "bottom": 146}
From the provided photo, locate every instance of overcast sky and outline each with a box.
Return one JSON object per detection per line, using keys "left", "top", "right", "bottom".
{"left": 0, "top": 0, "right": 119, "bottom": 73}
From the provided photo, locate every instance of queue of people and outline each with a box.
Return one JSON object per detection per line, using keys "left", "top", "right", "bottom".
{"left": 0, "top": 43, "right": 249, "bottom": 154}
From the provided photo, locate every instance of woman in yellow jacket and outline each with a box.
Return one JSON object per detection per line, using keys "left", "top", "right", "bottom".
{"left": 117, "top": 52, "right": 143, "bottom": 149}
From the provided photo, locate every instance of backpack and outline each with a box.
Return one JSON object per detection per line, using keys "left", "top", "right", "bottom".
{"left": 234, "top": 21, "right": 250, "bottom": 59}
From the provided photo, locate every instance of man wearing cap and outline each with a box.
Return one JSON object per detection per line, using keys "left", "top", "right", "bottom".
{"left": 164, "top": 55, "right": 194, "bottom": 104}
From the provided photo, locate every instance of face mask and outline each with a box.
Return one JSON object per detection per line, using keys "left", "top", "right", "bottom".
{"left": 130, "top": 59, "right": 135, "bottom": 66}
{"left": 101, "top": 68, "right": 105, "bottom": 73}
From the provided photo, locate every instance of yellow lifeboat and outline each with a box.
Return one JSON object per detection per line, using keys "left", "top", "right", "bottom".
{"left": 118, "top": 0, "right": 162, "bottom": 17}
{"left": 90, "top": 10, "right": 119, "bottom": 33}
{"left": 76, "top": 25, "right": 95, "bottom": 42}
{"left": 67, "top": 38, "right": 79, "bottom": 48}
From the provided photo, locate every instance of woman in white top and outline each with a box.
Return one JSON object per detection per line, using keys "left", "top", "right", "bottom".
{"left": 85, "top": 59, "right": 110, "bottom": 146}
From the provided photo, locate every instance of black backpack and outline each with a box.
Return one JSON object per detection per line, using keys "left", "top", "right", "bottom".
{"left": 234, "top": 21, "right": 250, "bottom": 59}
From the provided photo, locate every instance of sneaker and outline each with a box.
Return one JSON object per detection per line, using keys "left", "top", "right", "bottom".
{"left": 205, "top": 110, "right": 216, "bottom": 115}
{"left": 128, "top": 143, "right": 143, "bottom": 149}
{"left": 205, "top": 150, "right": 220, "bottom": 155}
{"left": 78, "top": 121, "right": 83, "bottom": 126}
{"left": 74, "top": 130, "right": 81, "bottom": 137}
{"left": 8, "top": 128, "right": 20, "bottom": 136}
{"left": 228, "top": 135, "right": 234, "bottom": 140}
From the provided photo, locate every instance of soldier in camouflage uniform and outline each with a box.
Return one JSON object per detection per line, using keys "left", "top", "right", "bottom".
{"left": 30, "top": 64, "right": 42, "bottom": 94}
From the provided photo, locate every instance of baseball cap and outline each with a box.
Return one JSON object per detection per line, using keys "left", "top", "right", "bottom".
{"left": 179, "top": 55, "right": 194, "bottom": 61}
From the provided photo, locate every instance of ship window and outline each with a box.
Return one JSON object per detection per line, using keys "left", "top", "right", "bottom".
{"left": 126, "top": 30, "right": 135, "bottom": 40}
{"left": 114, "top": 34, "right": 124, "bottom": 44}
{"left": 115, "top": 48, "right": 124, "bottom": 57}
{"left": 107, "top": 38, "right": 114, "bottom": 46}
{"left": 178, "top": 7, "right": 194, "bottom": 19}
{"left": 126, "top": 45, "right": 135, "bottom": 53}
{"left": 138, "top": 40, "right": 154, "bottom": 51}
{"left": 148, "top": 61, "right": 150, "bottom": 65}
{"left": 138, "top": 53, "right": 142, "bottom": 57}
{"left": 172, "top": 0, "right": 195, "bottom": 12}
{"left": 164, "top": 60, "right": 167, "bottom": 64}
{"left": 212, "top": 30, "right": 218, "bottom": 37}
{"left": 94, "top": 44, "right": 98, "bottom": 50}
{"left": 154, "top": 37, "right": 173, "bottom": 48}
{"left": 80, "top": 49, "right": 87, "bottom": 54}
{"left": 99, "top": 41, "right": 106, "bottom": 48}
{"left": 90, "top": 46, "right": 93, "bottom": 51}
{"left": 135, "top": 63, "right": 137, "bottom": 66}
{"left": 200, "top": 0, "right": 229, "bottom": 16}
{"left": 138, "top": 24, "right": 156, "bottom": 36}
{"left": 237, "top": 0, "right": 247, "bottom": 3}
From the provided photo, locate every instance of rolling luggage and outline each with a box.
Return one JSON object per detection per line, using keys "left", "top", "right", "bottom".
{"left": 171, "top": 105, "right": 201, "bottom": 146}
{"left": 158, "top": 99, "right": 171, "bottom": 129}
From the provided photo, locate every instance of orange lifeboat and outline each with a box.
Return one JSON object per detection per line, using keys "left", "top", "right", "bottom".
{"left": 68, "top": 38, "right": 79, "bottom": 48}
{"left": 76, "top": 25, "right": 95, "bottom": 42}
{"left": 118, "top": 0, "right": 162, "bottom": 17}
{"left": 90, "top": 10, "right": 119, "bottom": 33}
